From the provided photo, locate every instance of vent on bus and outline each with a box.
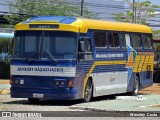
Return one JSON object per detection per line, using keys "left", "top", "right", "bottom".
{"left": 29, "top": 24, "right": 59, "bottom": 29}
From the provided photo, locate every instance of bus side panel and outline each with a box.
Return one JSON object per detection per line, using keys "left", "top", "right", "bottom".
{"left": 91, "top": 65, "right": 128, "bottom": 97}
{"left": 126, "top": 72, "right": 135, "bottom": 92}
{"left": 139, "top": 71, "right": 153, "bottom": 89}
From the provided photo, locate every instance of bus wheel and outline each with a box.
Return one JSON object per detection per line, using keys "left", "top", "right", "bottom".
{"left": 83, "top": 79, "right": 92, "bottom": 102}
{"left": 28, "top": 98, "right": 39, "bottom": 104}
{"left": 132, "top": 76, "right": 139, "bottom": 96}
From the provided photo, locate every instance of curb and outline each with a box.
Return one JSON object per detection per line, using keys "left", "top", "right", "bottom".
{"left": 70, "top": 106, "right": 115, "bottom": 112}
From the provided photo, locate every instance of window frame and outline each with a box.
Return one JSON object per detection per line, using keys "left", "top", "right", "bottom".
{"left": 93, "top": 31, "right": 107, "bottom": 48}
{"left": 142, "top": 34, "right": 152, "bottom": 50}
{"left": 119, "top": 33, "right": 127, "bottom": 49}
{"left": 78, "top": 37, "right": 93, "bottom": 61}
{"left": 130, "top": 33, "right": 142, "bottom": 49}
{"left": 107, "top": 32, "right": 120, "bottom": 49}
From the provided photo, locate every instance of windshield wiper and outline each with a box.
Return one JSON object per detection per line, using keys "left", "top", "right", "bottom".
{"left": 25, "top": 52, "right": 40, "bottom": 62}
{"left": 45, "top": 49, "right": 57, "bottom": 64}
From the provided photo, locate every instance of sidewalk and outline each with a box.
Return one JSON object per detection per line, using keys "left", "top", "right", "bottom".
{"left": 70, "top": 94, "right": 160, "bottom": 111}
{"left": 70, "top": 84, "right": 160, "bottom": 112}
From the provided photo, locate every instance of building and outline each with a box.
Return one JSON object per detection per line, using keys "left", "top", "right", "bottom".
{"left": 0, "top": 0, "right": 16, "bottom": 14}
{"left": 0, "top": 0, "right": 16, "bottom": 25}
{"left": 147, "top": 13, "right": 160, "bottom": 31}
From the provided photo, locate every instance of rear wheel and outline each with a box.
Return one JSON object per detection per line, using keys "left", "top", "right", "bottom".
{"left": 82, "top": 79, "right": 92, "bottom": 102}
{"left": 132, "top": 76, "right": 140, "bottom": 96}
{"left": 28, "top": 98, "right": 39, "bottom": 104}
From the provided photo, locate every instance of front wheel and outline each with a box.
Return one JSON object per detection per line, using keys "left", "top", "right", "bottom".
{"left": 82, "top": 79, "right": 92, "bottom": 102}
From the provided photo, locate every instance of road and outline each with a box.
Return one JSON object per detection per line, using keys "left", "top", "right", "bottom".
{"left": 1, "top": 83, "right": 160, "bottom": 118}
{"left": 0, "top": 94, "right": 129, "bottom": 117}
{"left": 0, "top": 94, "right": 160, "bottom": 118}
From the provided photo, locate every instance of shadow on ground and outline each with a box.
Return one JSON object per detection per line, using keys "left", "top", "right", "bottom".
{"left": 1, "top": 94, "right": 123, "bottom": 106}
{"left": 2, "top": 93, "right": 128, "bottom": 106}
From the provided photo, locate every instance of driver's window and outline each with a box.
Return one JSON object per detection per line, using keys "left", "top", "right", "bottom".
{"left": 78, "top": 38, "right": 92, "bottom": 61}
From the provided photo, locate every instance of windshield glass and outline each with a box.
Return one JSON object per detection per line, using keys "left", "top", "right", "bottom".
{"left": 14, "top": 31, "right": 77, "bottom": 60}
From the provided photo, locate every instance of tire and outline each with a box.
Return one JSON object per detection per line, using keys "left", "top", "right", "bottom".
{"left": 132, "top": 76, "right": 140, "bottom": 96}
{"left": 82, "top": 79, "right": 93, "bottom": 102}
{"left": 28, "top": 98, "right": 39, "bottom": 104}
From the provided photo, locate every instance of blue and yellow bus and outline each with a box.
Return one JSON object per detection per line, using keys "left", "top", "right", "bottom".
{"left": 10, "top": 16, "right": 154, "bottom": 102}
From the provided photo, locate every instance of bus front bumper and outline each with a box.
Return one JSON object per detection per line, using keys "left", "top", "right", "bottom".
{"left": 10, "top": 87, "right": 78, "bottom": 100}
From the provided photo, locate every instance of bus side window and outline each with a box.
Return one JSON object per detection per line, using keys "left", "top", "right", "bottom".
{"left": 108, "top": 32, "right": 120, "bottom": 48}
{"left": 78, "top": 38, "right": 93, "bottom": 61}
{"left": 94, "top": 31, "right": 106, "bottom": 48}
{"left": 130, "top": 34, "right": 142, "bottom": 49}
{"left": 143, "top": 34, "right": 152, "bottom": 49}
{"left": 113, "top": 33, "right": 120, "bottom": 48}
{"left": 108, "top": 33, "right": 114, "bottom": 47}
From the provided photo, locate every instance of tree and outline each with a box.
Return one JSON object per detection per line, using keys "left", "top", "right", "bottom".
{"left": 113, "top": 0, "right": 160, "bottom": 25}
{"left": 5, "top": 0, "right": 96, "bottom": 25}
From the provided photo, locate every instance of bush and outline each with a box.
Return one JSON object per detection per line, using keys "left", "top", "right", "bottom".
{"left": 0, "top": 38, "right": 12, "bottom": 79}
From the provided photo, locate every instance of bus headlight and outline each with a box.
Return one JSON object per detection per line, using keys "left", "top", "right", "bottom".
{"left": 60, "top": 81, "right": 65, "bottom": 86}
{"left": 15, "top": 80, "right": 19, "bottom": 84}
{"left": 54, "top": 81, "right": 59, "bottom": 86}
{"left": 20, "top": 79, "right": 24, "bottom": 84}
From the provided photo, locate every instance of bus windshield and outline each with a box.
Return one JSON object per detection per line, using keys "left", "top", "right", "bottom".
{"left": 14, "top": 31, "right": 77, "bottom": 60}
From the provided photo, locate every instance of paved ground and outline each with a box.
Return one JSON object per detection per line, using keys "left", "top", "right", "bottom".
{"left": 0, "top": 80, "right": 160, "bottom": 118}
{"left": 70, "top": 94, "right": 160, "bottom": 111}
{"left": 139, "top": 84, "right": 160, "bottom": 95}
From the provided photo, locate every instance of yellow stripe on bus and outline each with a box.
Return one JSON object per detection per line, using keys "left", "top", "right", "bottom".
{"left": 133, "top": 55, "right": 154, "bottom": 72}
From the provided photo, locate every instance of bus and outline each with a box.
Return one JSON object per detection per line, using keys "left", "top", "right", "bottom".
{"left": 10, "top": 16, "right": 154, "bottom": 102}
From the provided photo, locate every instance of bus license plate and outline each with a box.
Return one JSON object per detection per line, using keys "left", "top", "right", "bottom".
{"left": 33, "top": 93, "right": 44, "bottom": 98}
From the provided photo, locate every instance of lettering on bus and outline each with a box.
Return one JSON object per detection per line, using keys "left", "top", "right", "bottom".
{"left": 96, "top": 53, "right": 124, "bottom": 58}
{"left": 17, "top": 67, "right": 63, "bottom": 73}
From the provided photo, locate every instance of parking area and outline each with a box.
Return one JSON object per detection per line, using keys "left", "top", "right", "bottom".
{"left": 70, "top": 94, "right": 160, "bottom": 111}
{"left": 70, "top": 84, "right": 160, "bottom": 111}
{"left": 0, "top": 80, "right": 160, "bottom": 112}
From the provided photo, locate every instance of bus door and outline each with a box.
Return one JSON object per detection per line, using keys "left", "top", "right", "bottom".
{"left": 77, "top": 38, "right": 93, "bottom": 95}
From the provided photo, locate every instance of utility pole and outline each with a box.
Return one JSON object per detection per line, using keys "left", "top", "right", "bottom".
{"left": 81, "top": 0, "right": 84, "bottom": 17}
{"left": 132, "top": 0, "right": 135, "bottom": 23}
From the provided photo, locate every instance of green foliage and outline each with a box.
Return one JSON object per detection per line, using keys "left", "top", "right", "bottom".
{"left": 113, "top": 0, "right": 160, "bottom": 25}
{"left": 0, "top": 24, "right": 13, "bottom": 28}
{"left": 153, "top": 30, "right": 160, "bottom": 39}
{"left": 0, "top": 38, "right": 12, "bottom": 63}
{"left": 5, "top": 0, "right": 96, "bottom": 25}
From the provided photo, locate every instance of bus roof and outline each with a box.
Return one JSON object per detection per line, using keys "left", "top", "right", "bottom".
{"left": 0, "top": 33, "right": 14, "bottom": 38}
{"left": 15, "top": 16, "right": 152, "bottom": 34}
